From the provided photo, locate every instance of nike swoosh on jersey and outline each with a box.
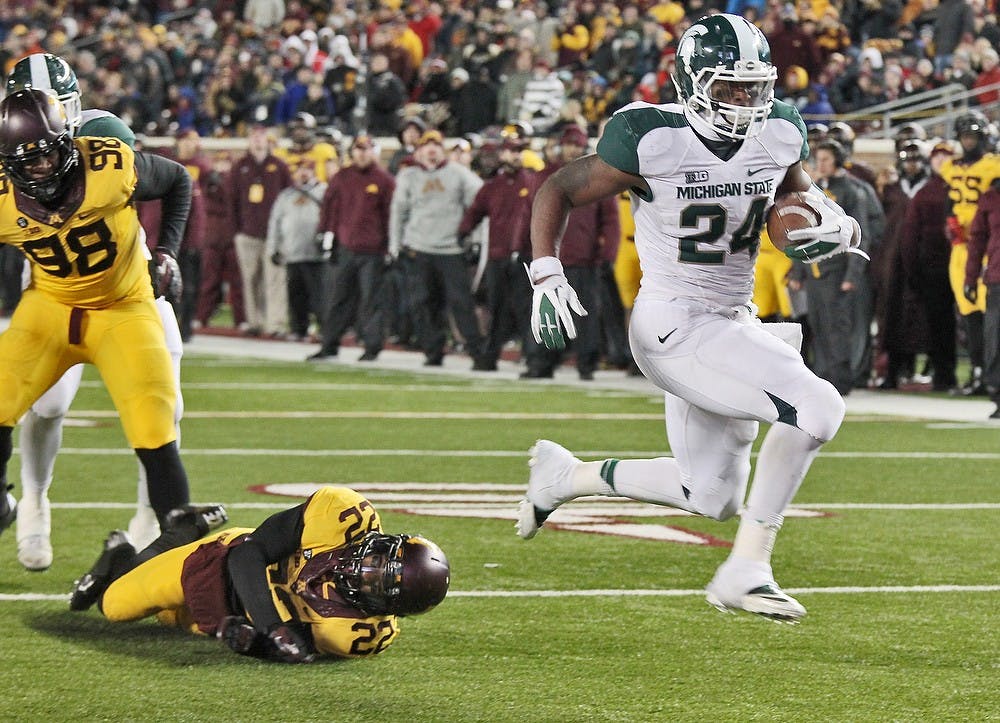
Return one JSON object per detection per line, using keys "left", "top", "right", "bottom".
{"left": 747, "top": 168, "right": 768, "bottom": 177}
{"left": 657, "top": 329, "right": 678, "bottom": 343}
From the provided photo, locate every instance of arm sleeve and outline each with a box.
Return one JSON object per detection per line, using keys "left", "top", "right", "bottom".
{"left": 134, "top": 151, "right": 192, "bottom": 258}
{"left": 226, "top": 504, "right": 307, "bottom": 634}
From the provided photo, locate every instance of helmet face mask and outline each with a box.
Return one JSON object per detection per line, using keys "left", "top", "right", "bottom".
{"left": 672, "top": 14, "right": 777, "bottom": 141}
{"left": 0, "top": 88, "right": 79, "bottom": 205}
{"left": 5, "top": 53, "right": 82, "bottom": 134}
{"left": 328, "top": 532, "right": 450, "bottom": 616}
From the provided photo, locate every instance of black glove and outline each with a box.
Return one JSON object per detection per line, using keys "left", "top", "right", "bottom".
{"left": 270, "top": 251, "right": 284, "bottom": 266}
{"left": 267, "top": 623, "right": 315, "bottom": 663}
{"left": 964, "top": 283, "right": 978, "bottom": 304}
{"left": 148, "top": 248, "right": 182, "bottom": 303}
{"left": 218, "top": 616, "right": 267, "bottom": 657}
{"left": 464, "top": 243, "right": 481, "bottom": 266}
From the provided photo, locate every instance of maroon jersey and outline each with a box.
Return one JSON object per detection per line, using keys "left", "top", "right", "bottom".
{"left": 967, "top": 183, "right": 1000, "bottom": 286}
{"left": 231, "top": 152, "right": 292, "bottom": 236}
{"left": 458, "top": 168, "right": 533, "bottom": 259}
{"left": 531, "top": 163, "right": 620, "bottom": 267}
{"left": 319, "top": 163, "right": 396, "bottom": 254}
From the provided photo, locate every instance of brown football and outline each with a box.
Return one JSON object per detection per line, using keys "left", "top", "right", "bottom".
{"left": 766, "top": 191, "right": 822, "bottom": 252}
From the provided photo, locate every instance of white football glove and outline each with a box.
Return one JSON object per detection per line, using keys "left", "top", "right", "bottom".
{"left": 526, "top": 256, "right": 587, "bottom": 350}
{"left": 784, "top": 188, "right": 867, "bottom": 264}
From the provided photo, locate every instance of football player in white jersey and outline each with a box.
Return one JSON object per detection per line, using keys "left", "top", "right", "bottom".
{"left": 4, "top": 53, "right": 186, "bottom": 569}
{"left": 516, "top": 15, "right": 864, "bottom": 622}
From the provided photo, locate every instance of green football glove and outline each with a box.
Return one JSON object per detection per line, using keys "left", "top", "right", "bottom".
{"left": 784, "top": 188, "right": 867, "bottom": 264}
{"left": 526, "top": 256, "right": 587, "bottom": 351}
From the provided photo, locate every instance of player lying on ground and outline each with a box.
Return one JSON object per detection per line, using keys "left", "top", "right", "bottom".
{"left": 70, "top": 486, "right": 450, "bottom": 663}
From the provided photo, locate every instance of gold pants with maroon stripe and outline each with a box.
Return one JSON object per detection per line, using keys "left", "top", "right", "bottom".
{"left": 102, "top": 528, "right": 254, "bottom": 632}
{"left": 0, "top": 288, "right": 176, "bottom": 449}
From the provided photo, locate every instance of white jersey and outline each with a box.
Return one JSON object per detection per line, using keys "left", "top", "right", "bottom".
{"left": 596, "top": 100, "right": 807, "bottom": 307}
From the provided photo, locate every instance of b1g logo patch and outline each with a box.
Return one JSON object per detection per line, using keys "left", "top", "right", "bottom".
{"left": 685, "top": 170, "right": 709, "bottom": 184}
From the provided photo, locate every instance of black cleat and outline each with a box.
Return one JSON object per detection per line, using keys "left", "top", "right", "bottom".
{"left": 0, "top": 484, "right": 15, "bottom": 537}
{"left": 164, "top": 504, "right": 228, "bottom": 536}
{"left": 70, "top": 530, "right": 135, "bottom": 611}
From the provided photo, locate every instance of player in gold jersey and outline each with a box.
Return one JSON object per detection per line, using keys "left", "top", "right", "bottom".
{"left": 0, "top": 89, "right": 193, "bottom": 541}
{"left": 939, "top": 111, "right": 1000, "bottom": 394}
{"left": 71, "top": 486, "right": 450, "bottom": 663}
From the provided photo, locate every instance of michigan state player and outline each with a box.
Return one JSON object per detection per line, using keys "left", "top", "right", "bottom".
{"left": 517, "top": 15, "right": 863, "bottom": 621}
{"left": 2, "top": 54, "right": 189, "bottom": 570}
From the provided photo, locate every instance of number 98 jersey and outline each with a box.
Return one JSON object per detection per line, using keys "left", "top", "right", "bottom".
{"left": 0, "top": 137, "right": 151, "bottom": 308}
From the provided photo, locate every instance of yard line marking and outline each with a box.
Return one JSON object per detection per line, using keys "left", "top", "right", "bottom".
{"left": 26, "top": 447, "right": 1000, "bottom": 459}
{"left": 5, "top": 585, "right": 998, "bottom": 604}
{"left": 78, "top": 380, "right": 543, "bottom": 393}
{"left": 66, "top": 410, "right": 665, "bottom": 421}
{"left": 448, "top": 585, "right": 1000, "bottom": 598}
{"left": 45, "top": 500, "right": 1000, "bottom": 513}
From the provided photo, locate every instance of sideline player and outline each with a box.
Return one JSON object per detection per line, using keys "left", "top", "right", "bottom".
{"left": 0, "top": 89, "right": 192, "bottom": 564}
{"left": 516, "top": 15, "right": 862, "bottom": 622}
{"left": 4, "top": 53, "right": 189, "bottom": 569}
{"left": 71, "top": 486, "right": 450, "bottom": 663}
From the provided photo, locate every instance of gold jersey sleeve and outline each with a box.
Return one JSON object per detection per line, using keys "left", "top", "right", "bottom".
{"left": 0, "top": 137, "right": 150, "bottom": 308}
{"left": 940, "top": 153, "right": 1000, "bottom": 229}
{"left": 264, "top": 487, "right": 400, "bottom": 658}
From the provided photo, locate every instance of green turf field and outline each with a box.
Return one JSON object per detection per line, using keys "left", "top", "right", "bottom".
{"left": 2, "top": 355, "right": 997, "bottom": 722}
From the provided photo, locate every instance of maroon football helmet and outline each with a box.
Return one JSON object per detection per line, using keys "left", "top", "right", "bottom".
{"left": 330, "top": 532, "right": 450, "bottom": 616}
{"left": 0, "top": 88, "right": 78, "bottom": 204}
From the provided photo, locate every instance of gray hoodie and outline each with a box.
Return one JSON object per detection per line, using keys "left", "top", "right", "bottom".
{"left": 389, "top": 161, "right": 483, "bottom": 256}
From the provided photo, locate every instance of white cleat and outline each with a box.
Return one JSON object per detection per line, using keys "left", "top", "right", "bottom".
{"left": 16, "top": 494, "right": 52, "bottom": 571}
{"left": 516, "top": 440, "right": 580, "bottom": 540}
{"left": 705, "top": 559, "right": 806, "bottom": 623}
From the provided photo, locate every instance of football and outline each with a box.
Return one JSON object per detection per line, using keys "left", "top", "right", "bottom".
{"left": 766, "top": 191, "right": 821, "bottom": 252}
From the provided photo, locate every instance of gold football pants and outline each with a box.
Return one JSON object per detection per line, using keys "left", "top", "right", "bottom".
{"left": 0, "top": 288, "right": 176, "bottom": 448}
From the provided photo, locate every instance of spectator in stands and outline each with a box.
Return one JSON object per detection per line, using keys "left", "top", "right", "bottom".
{"left": 496, "top": 49, "right": 533, "bottom": 124}
{"left": 389, "top": 130, "right": 485, "bottom": 368}
{"left": 518, "top": 57, "right": 565, "bottom": 135}
{"left": 389, "top": 116, "right": 426, "bottom": 175}
{"left": 231, "top": 125, "right": 293, "bottom": 338}
{"left": 310, "top": 135, "right": 396, "bottom": 362}
{"left": 365, "top": 51, "right": 407, "bottom": 137}
{"left": 933, "top": 0, "right": 976, "bottom": 74}
{"left": 447, "top": 66, "right": 498, "bottom": 137}
{"left": 972, "top": 47, "right": 1000, "bottom": 105}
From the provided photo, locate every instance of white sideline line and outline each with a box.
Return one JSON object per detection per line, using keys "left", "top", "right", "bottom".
{"left": 16, "top": 447, "right": 1000, "bottom": 459}
{"left": 4, "top": 585, "right": 998, "bottom": 603}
